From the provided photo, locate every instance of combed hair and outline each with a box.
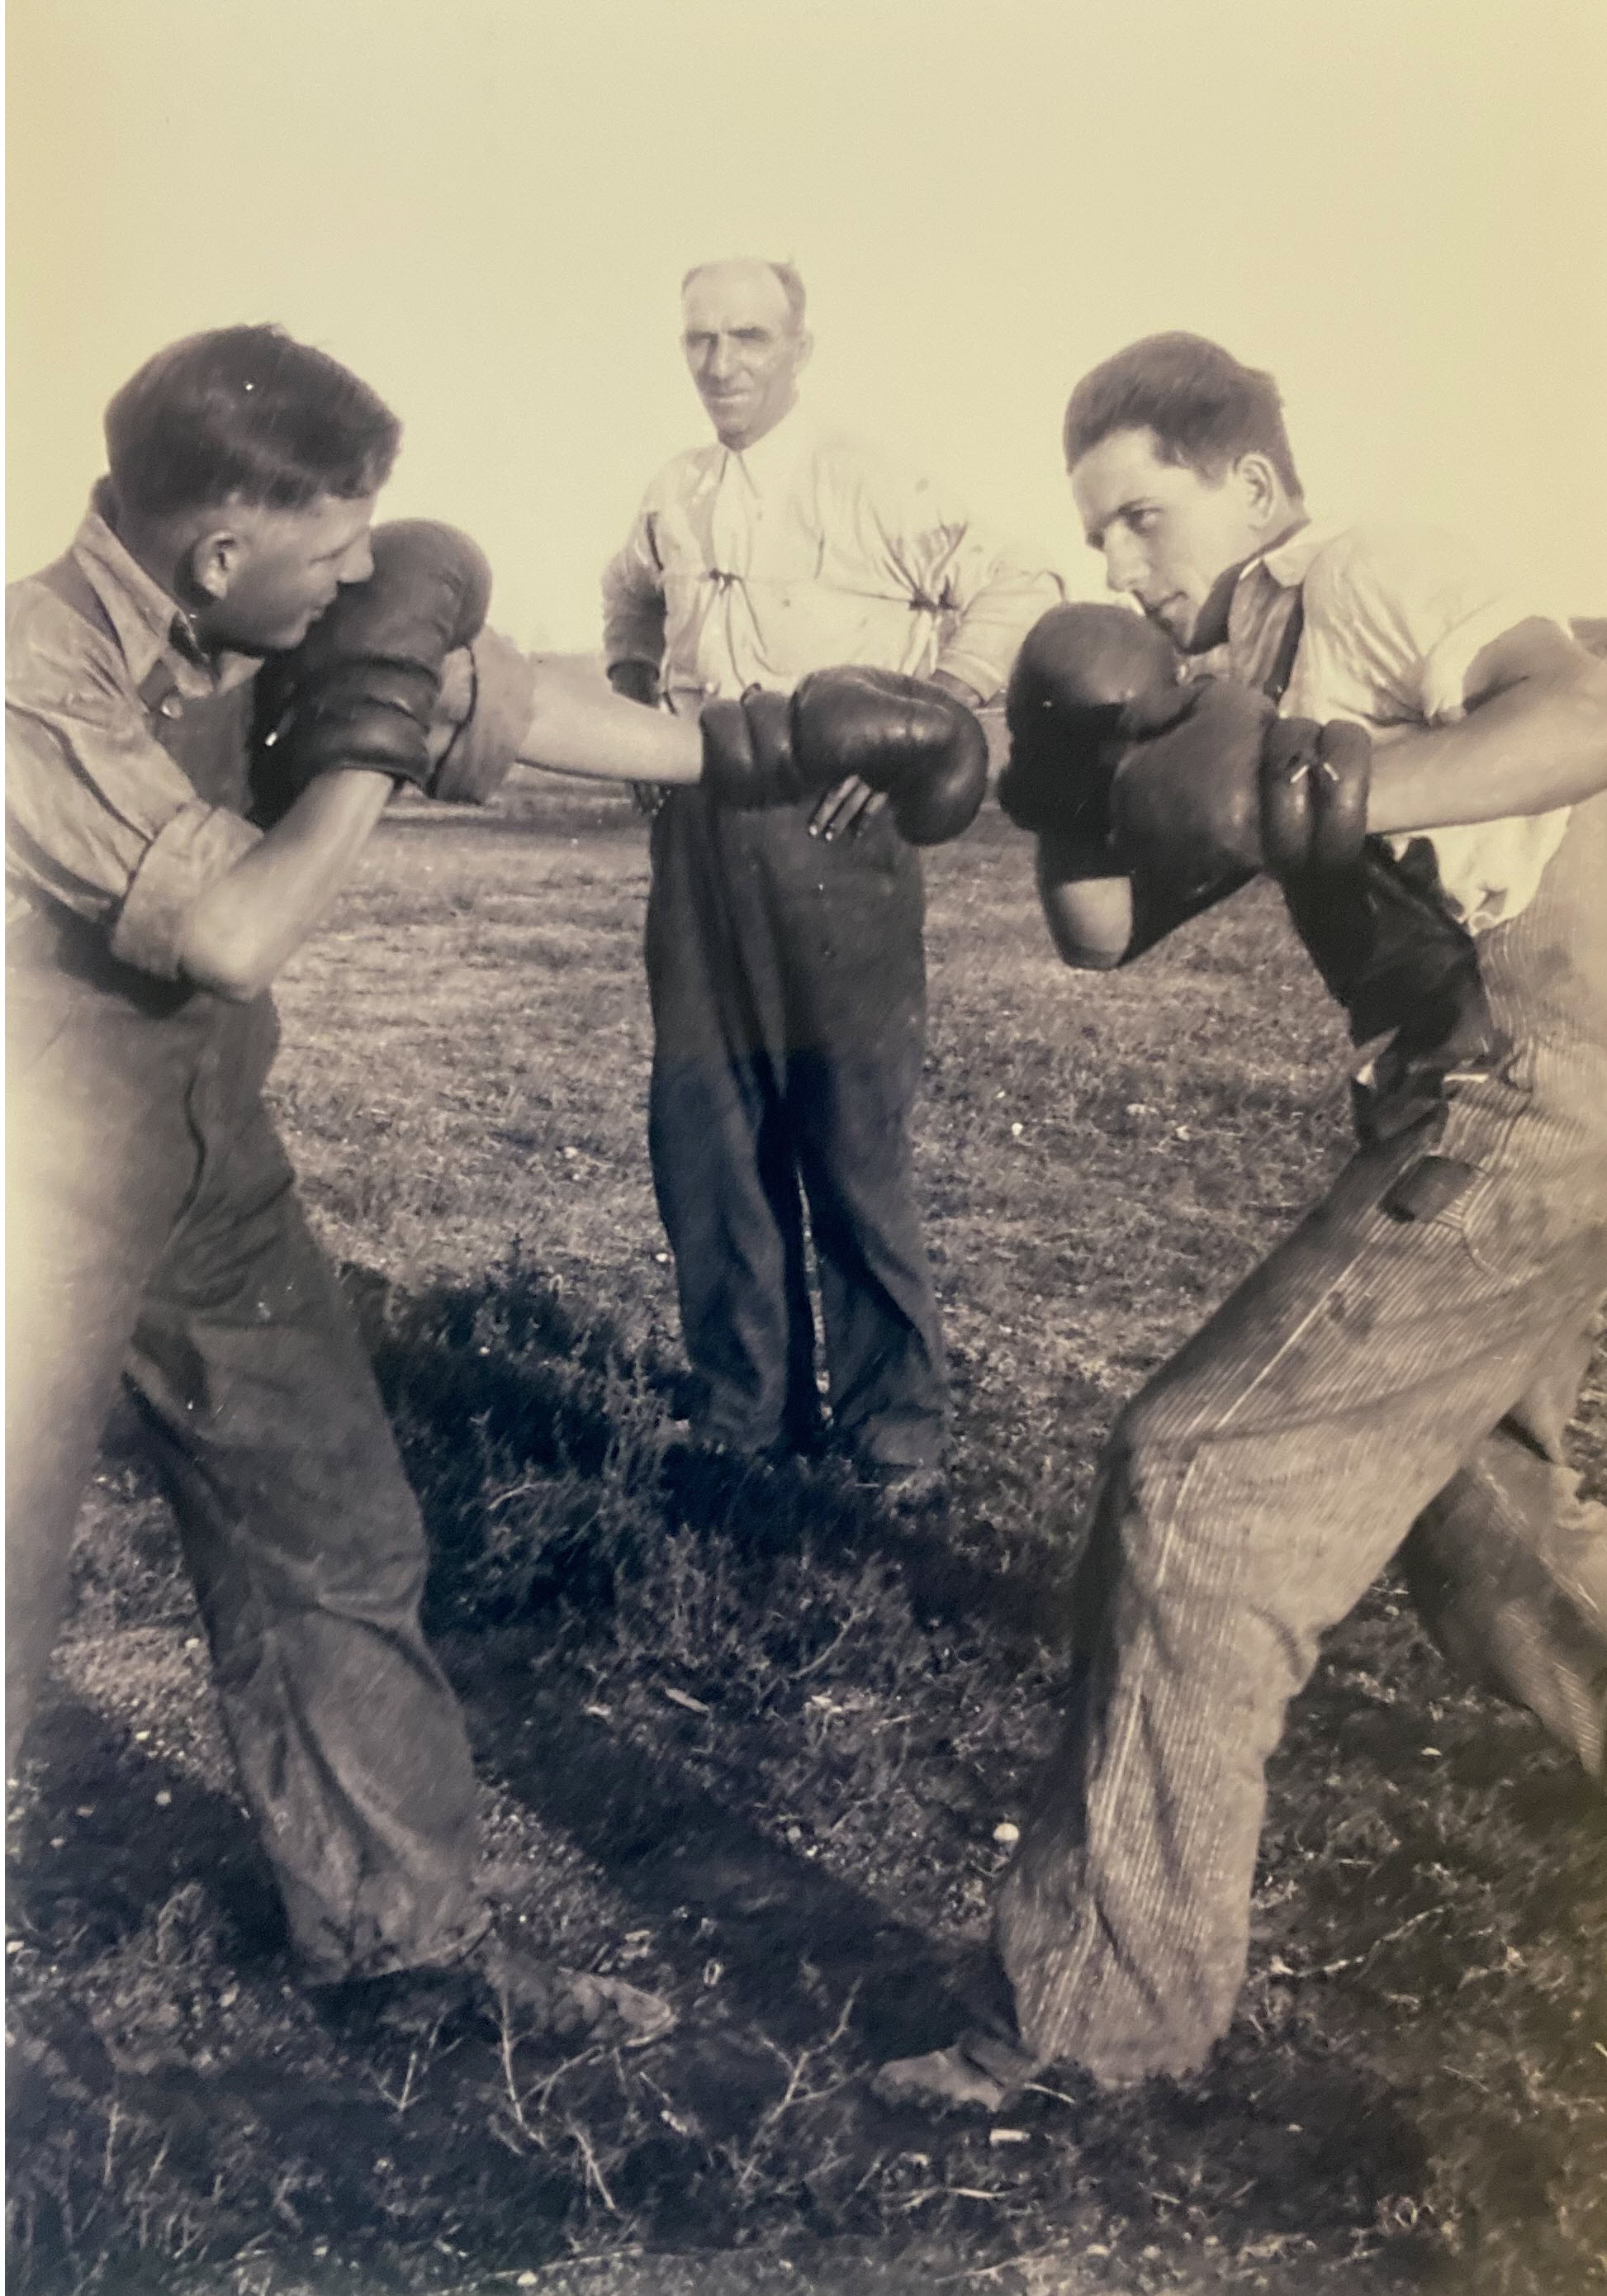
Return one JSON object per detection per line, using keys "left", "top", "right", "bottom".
{"left": 1063, "top": 333, "right": 1302, "bottom": 498}
{"left": 680, "top": 259, "right": 807, "bottom": 331}
{"left": 103, "top": 325, "right": 401, "bottom": 519}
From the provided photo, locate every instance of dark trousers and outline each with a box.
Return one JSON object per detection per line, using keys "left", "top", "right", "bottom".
{"left": 645, "top": 788, "right": 950, "bottom": 1465}
{"left": 5, "top": 955, "right": 483, "bottom": 1982}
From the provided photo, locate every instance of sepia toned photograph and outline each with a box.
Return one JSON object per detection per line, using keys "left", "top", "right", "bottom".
{"left": 6, "top": 3, "right": 1605, "bottom": 2291}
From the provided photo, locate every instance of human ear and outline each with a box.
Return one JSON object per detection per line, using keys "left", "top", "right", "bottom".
{"left": 792, "top": 329, "right": 815, "bottom": 375}
{"left": 1234, "top": 453, "right": 1282, "bottom": 530}
{"left": 187, "top": 529, "right": 242, "bottom": 601}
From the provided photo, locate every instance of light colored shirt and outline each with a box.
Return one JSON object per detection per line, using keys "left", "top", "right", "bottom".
{"left": 6, "top": 491, "right": 262, "bottom": 976}
{"left": 601, "top": 407, "right": 1061, "bottom": 713}
{"left": 1225, "top": 522, "right": 1573, "bottom": 934}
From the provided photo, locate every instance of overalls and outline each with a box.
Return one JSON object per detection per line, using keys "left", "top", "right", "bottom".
{"left": 990, "top": 629, "right": 1607, "bottom": 2084}
{"left": 6, "top": 560, "right": 483, "bottom": 1981}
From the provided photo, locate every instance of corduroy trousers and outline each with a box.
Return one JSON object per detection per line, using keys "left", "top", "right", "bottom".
{"left": 993, "top": 798, "right": 1607, "bottom": 2085}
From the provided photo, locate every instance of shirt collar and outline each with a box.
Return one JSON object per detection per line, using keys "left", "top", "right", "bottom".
{"left": 1237, "top": 518, "right": 1339, "bottom": 597}
{"left": 718, "top": 400, "right": 814, "bottom": 493}
{"left": 70, "top": 480, "right": 216, "bottom": 688}
{"left": 1221, "top": 519, "right": 1341, "bottom": 693}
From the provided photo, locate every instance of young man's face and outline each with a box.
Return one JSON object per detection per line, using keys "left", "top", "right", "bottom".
{"left": 681, "top": 262, "right": 812, "bottom": 453}
{"left": 1069, "top": 427, "right": 1270, "bottom": 652}
{"left": 203, "top": 493, "right": 378, "bottom": 654}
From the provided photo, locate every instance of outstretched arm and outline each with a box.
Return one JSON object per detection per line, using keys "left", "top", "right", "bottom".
{"left": 513, "top": 652, "right": 701, "bottom": 781}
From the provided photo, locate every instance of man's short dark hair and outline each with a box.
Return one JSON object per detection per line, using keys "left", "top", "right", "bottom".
{"left": 104, "top": 325, "right": 401, "bottom": 519}
{"left": 680, "top": 259, "right": 807, "bottom": 332}
{"left": 1063, "top": 333, "right": 1302, "bottom": 498}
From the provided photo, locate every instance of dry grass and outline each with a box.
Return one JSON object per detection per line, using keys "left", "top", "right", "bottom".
{"left": 7, "top": 785, "right": 1605, "bottom": 2296}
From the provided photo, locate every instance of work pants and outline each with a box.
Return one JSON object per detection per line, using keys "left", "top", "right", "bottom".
{"left": 645, "top": 788, "right": 949, "bottom": 1465}
{"left": 6, "top": 959, "right": 483, "bottom": 1982}
{"left": 993, "top": 1097, "right": 1607, "bottom": 2086}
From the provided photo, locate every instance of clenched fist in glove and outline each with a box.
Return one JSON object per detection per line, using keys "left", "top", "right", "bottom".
{"left": 997, "top": 603, "right": 1183, "bottom": 842}
{"left": 1111, "top": 684, "right": 1372, "bottom": 904}
{"left": 699, "top": 667, "right": 988, "bottom": 847}
{"left": 995, "top": 601, "right": 1372, "bottom": 905}
{"left": 254, "top": 520, "right": 494, "bottom": 815}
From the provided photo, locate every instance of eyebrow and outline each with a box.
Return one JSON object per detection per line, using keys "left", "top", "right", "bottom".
{"left": 1085, "top": 496, "right": 1154, "bottom": 550}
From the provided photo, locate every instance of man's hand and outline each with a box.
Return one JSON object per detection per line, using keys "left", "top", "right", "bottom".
{"left": 808, "top": 775, "right": 888, "bottom": 840}
{"left": 608, "top": 659, "right": 661, "bottom": 710}
{"left": 808, "top": 671, "right": 979, "bottom": 842}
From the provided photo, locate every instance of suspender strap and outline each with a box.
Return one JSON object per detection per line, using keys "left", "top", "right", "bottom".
{"left": 1262, "top": 591, "right": 1306, "bottom": 705}
{"left": 29, "top": 551, "right": 187, "bottom": 720}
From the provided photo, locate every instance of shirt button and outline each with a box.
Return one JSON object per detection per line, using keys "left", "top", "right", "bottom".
{"left": 159, "top": 695, "right": 183, "bottom": 719}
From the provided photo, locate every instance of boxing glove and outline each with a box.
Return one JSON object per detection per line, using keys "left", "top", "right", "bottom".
{"left": 699, "top": 668, "right": 988, "bottom": 847}
{"left": 256, "top": 520, "right": 493, "bottom": 804}
{"left": 996, "top": 603, "right": 1184, "bottom": 841}
{"left": 1111, "top": 685, "right": 1372, "bottom": 902}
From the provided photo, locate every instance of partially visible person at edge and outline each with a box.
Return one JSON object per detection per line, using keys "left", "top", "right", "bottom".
{"left": 875, "top": 331, "right": 1607, "bottom": 2110}
{"left": 601, "top": 257, "right": 1062, "bottom": 1506}
{"left": 4, "top": 322, "right": 730, "bottom": 2049}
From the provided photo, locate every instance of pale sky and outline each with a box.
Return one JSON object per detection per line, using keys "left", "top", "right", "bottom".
{"left": 7, "top": 0, "right": 1605, "bottom": 647}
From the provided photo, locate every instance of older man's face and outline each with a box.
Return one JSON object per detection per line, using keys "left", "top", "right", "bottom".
{"left": 681, "top": 263, "right": 812, "bottom": 452}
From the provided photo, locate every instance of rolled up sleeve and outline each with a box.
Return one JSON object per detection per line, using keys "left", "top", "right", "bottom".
{"left": 109, "top": 800, "right": 261, "bottom": 975}
{"left": 934, "top": 537, "right": 1064, "bottom": 703}
{"left": 600, "top": 510, "right": 669, "bottom": 673}
{"left": 867, "top": 466, "right": 1063, "bottom": 704}
{"left": 6, "top": 690, "right": 260, "bottom": 979}
{"left": 1306, "top": 526, "right": 1573, "bottom": 727}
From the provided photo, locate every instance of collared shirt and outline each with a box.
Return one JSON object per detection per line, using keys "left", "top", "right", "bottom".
{"left": 1225, "top": 521, "right": 1573, "bottom": 934}
{"left": 6, "top": 487, "right": 263, "bottom": 978}
{"left": 601, "top": 406, "right": 1061, "bottom": 712}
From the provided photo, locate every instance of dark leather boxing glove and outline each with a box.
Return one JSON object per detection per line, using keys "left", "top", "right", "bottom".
{"left": 699, "top": 668, "right": 988, "bottom": 846}
{"left": 257, "top": 520, "right": 493, "bottom": 803}
{"left": 1258, "top": 716, "right": 1373, "bottom": 871}
{"left": 1110, "top": 685, "right": 1372, "bottom": 903}
{"left": 996, "top": 603, "right": 1185, "bottom": 840}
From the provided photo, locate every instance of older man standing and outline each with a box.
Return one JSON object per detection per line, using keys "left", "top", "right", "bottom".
{"left": 603, "top": 258, "right": 1059, "bottom": 1497}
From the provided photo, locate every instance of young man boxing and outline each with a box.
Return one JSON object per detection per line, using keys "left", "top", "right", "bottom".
{"left": 875, "top": 330, "right": 1607, "bottom": 2108}
{"left": 6, "top": 324, "right": 985, "bottom": 2042}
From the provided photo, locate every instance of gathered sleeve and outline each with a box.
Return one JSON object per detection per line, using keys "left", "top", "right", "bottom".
{"left": 5, "top": 633, "right": 259, "bottom": 977}
{"left": 856, "top": 460, "right": 1063, "bottom": 703}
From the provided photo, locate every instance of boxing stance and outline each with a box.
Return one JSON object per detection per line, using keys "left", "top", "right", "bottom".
{"left": 6, "top": 325, "right": 983, "bottom": 2037}
{"left": 876, "top": 330, "right": 1607, "bottom": 2108}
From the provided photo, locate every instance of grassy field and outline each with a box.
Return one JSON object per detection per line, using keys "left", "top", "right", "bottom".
{"left": 7, "top": 780, "right": 1605, "bottom": 2296}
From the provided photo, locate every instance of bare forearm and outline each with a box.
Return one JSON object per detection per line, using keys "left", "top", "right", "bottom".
{"left": 1036, "top": 839, "right": 1135, "bottom": 968}
{"left": 515, "top": 657, "right": 702, "bottom": 783}
{"left": 177, "top": 771, "right": 393, "bottom": 999}
{"left": 927, "top": 668, "right": 985, "bottom": 708}
{"left": 1368, "top": 648, "right": 1607, "bottom": 834}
